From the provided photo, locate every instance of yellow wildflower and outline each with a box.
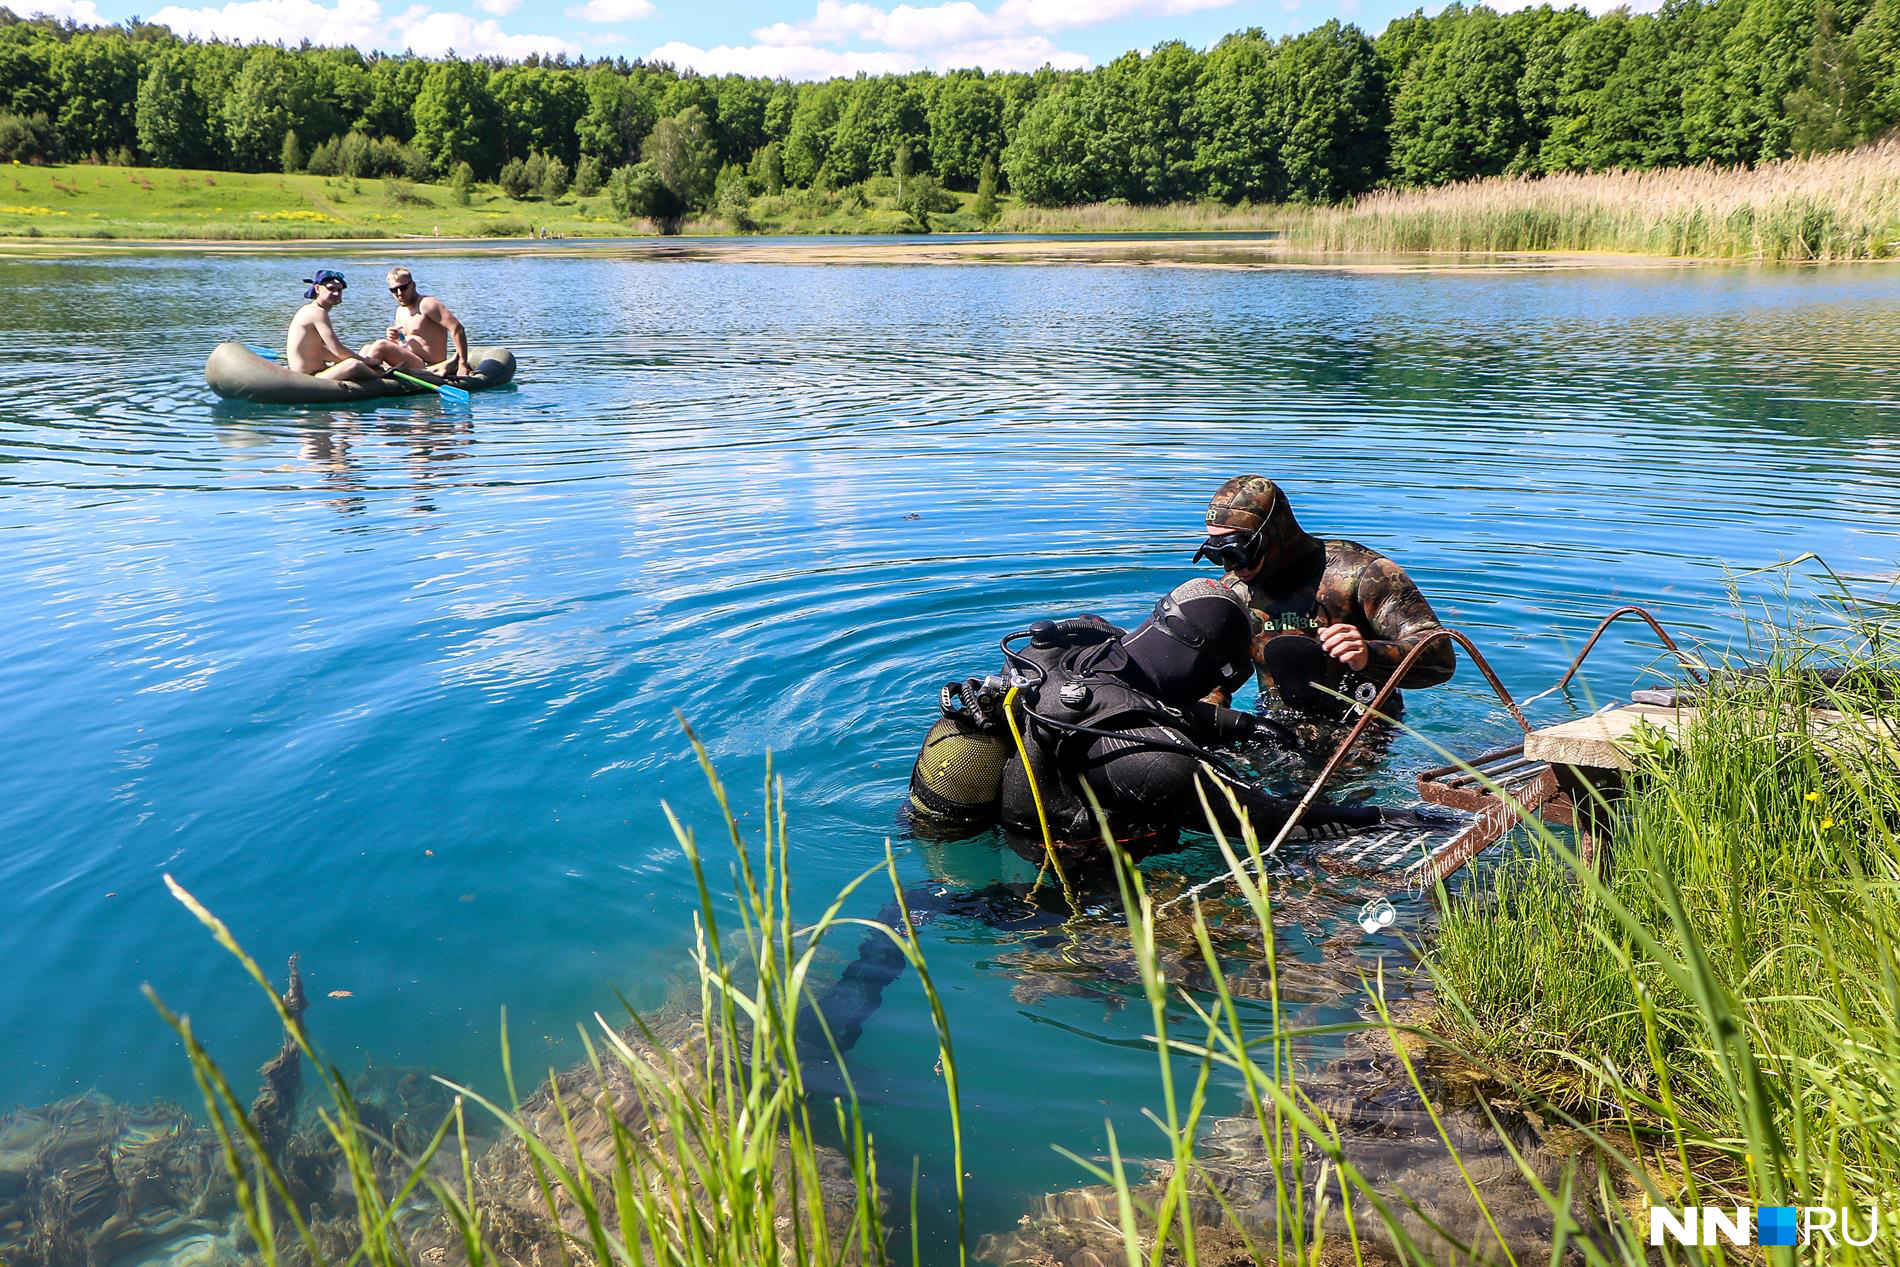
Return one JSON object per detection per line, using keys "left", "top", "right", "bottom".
{"left": 1805, "top": 790, "right": 1821, "bottom": 802}
{"left": 1820, "top": 817, "right": 1836, "bottom": 830}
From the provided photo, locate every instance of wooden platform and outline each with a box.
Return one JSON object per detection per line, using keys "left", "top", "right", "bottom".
{"left": 1524, "top": 702, "right": 1895, "bottom": 771}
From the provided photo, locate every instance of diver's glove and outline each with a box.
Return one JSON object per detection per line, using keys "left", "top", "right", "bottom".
{"left": 1182, "top": 700, "right": 1301, "bottom": 752}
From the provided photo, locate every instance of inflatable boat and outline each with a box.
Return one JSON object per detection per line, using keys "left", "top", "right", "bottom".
{"left": 205, "top": 341, "right": 517, "bottom": 404}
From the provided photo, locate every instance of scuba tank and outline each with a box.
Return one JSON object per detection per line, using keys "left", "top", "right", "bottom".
{"left": 906, "top": 616, "right": 1123, "bottom": 833}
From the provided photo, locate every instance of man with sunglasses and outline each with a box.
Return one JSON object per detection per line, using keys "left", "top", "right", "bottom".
{"left": 360, "top": 266, "right": 470, "bottom": 378}
{"left": 286, "top": 270, "right": 393, "bottom": 383}
{"left": 1194, "top": 475, "right": 1454, "bottom": 724}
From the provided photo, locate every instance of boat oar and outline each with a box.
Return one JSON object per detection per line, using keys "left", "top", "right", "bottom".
{"left": 241, "top": 341, "right": 471, "bottom": 405}
{"left": 387, "top": 368, "right": 472, "bottom": 405}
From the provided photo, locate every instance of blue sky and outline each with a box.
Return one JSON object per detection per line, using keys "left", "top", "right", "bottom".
{"left": 22, "top": 0, "right": 1493, "bottom": 76}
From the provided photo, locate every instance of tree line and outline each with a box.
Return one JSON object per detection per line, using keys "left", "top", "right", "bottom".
{"left": 2, "top": 0, "right": 1896, "bottom": 217}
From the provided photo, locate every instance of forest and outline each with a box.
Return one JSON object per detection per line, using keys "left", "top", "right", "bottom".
{"left": 2, "top": 0, "right": 1898, "bottom": 223}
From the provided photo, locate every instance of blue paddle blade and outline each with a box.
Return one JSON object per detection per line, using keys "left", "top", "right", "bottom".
{"left": 246, "top": 343, "right": 279, "bottom": 361}
{"left": 389, "top": 368, "right": 473, "bottom": 404}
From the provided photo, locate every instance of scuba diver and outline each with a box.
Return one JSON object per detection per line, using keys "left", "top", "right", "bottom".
{"left": 1195, "top": 476, "right": 1456, "bottom": 726}
{"left": 906, "top": 576, "right": 1448, "bottom": 862}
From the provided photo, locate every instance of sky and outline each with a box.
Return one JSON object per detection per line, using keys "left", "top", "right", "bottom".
{"left": 19, "top": 0, "right": 1601, "bottom": 76}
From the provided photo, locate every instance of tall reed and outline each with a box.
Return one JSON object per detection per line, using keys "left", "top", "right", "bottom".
{"left": 1271, "top": 139, "right": 1900, "bottom": 261}
{"left": 144, "top": 730, "right": 963, "bottom": 1267}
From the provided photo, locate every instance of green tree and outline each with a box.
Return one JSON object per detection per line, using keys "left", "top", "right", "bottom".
{"left": 1786, "top": 1, "right": 1873, "bottom": 151}
{"left": 714, "top": 160, "right": 752, "bottom": 226}
{"left": 1505, "top": 4, "right": 1592, "bottom": 172}
{"left": 748, "top": 138, "right": 783, "bottom": 194}
{"left": 449, "top": 160, "right": 475, "bottom": 205}
{"left": 223, "top": 47, "right": 317, "bottom": 171}
{"left": 1127, "top": 41, "right": 1205, "bottom": 201}
{"left": 643, "top": 103, "right": 717, "bottom": 210}
{"left": 1682, "top": 0, "right": 1818, "bottom": 161}
{"left": 1193, "top": 32, "right": 1281, "bottom": 202}
{"left": 413, "top": 59, "right": 496, "bottom": 176}
{"left": 0, "top": 109, "right": 53, "bottom": 162}
{"left": 573, "top": 153, "right": 603, "bottom": 197}
{"left": 927, "top": 71, "right": 1003, "bottom": 189}
{"left": 1851, "top": 0, "right": 1900, "bottom": 136}
{"left": 540, "top": 153, "right": 570, "bottom": 200}
{"left": 897, "top": 169, "right": 942, "bottom": 231}
{"left": 360, "top": 56, "right": 425, "bottom": 141}
{"left": 714, "top": 73, "right": 771, "bottom": 164}
{"left": 498, "top": 156, "right": 532, "bottom": 198}
{"left": 1389, "top": 7, "right": 1527, "bottom": 184}
{"left": 783, "top": 79, "right": 845, "bottom": 186}
{"left": 972, "top": 153, "right": 999, "bottom": 221}
{"left": 576, "top": 66, "right": 650, "bottom": 168}
{"left": 1273, "top": 21, "right": 1388, "bottom": 201}
{"left": 135, "top": 47, "right": 211, "bottom": 169}
{"left": 607, "top": 159, "right": 677, "bottom": 226}
{"left": 1001, "top": 82, "right": 1098, "bottom": 204}
{"left": 827, "top": 77, "right": 927, "bottom": 185}
{"left": 49, "top": 32, "right": 143, "bottom": 159}
{"left": 281, "top": 127, "right": 303, "bottom": 174}
{"left": 0, "top": 26, "right": 57, "bottom": 120}
{"left": 490, "top": 66, "right": 585, "bottom": 165}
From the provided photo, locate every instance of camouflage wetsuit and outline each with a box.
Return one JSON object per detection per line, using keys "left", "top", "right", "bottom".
{"left": 1204, "top": 475, "right": 1455, "bottom": 721}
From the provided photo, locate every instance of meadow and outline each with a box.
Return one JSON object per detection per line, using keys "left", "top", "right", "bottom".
{"left": 11, "top": 139, "right": 1900, "bottom": 263}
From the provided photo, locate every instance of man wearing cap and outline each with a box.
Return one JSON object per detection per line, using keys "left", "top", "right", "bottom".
{"left": 1193, "top": 475, "right": 1455, "bottom": 723}
{"left": 286, "top": 270, "right": 390, "bottom": 383}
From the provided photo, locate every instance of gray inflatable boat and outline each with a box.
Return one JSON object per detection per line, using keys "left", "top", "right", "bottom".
{"left": 205, "top": 341, "right": 517, "bottom": 404}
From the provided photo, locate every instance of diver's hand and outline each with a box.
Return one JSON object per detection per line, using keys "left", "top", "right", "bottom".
{"left": 1318, "top": 623, "right": 1370, "bottom": 671}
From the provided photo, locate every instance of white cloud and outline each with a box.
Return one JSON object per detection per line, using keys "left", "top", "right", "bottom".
{"left": 150, "top": 0, "right": 383, "bottom": 44}
{"left": 22, "top": 0, "right": 105, "bottom": 21}
{"left": 396, "top": 8, "right": 577, "bottom": 55}
{"left": 755, "top": 0, "right": 1237, "bottom": 48}
{"left": 565, "top": 0, "right": 655, "bottom": 21}
{"left": 147, "top": 0, "right": 575, "bottom": 56}
{"left": 645, "top": 39, "right": 917, "bottom": 77}
{"left": 474, "top": 0, "right": 521, "bottom": 14}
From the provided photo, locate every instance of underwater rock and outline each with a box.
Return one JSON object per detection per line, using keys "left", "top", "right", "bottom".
{"left": 406, "top": 1004, "right": 875, "bottom": 1267}
{"left": 979, "top": 1026, "right": 1614, "bottom": 1267}
{"left": 0, "top": 1092, "right": 225, "bottom": 1267}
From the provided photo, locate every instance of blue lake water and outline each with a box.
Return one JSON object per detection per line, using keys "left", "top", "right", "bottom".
{"left": 1, "top": 242, "right": 1897, "bottom": 1253}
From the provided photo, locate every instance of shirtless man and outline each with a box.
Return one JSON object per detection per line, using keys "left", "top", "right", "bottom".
{"left": 287, "top": 270, "right": 392, "bottom": 383}
{"left": 356, "top": 266, "right": 469, "bottom": 378}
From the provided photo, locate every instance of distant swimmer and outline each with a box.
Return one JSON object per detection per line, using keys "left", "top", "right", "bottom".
{"left": 355, "top": 266, "right": 470, "bottom": 378}
{"left": 286, "top": 270, "right": 392, "bottom": 384}
{"left": 1194, "top": 476, "right": 1455, "bottom": 723}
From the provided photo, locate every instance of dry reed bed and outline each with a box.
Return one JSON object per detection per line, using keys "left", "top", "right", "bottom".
{"left": 1278, "top": 138, "right": 1900, "bottom": 261}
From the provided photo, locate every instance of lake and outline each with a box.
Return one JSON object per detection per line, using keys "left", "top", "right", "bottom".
{"left": 2, "top": 240, "right": 1897, "bottom": 1257}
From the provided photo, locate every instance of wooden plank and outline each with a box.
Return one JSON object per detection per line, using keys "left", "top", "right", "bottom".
{"left": 1524, "top": 702, "right": 1899, "bottom": 772}
{"left": 1523, "top": 704, "right": 1686, "bottom": 770}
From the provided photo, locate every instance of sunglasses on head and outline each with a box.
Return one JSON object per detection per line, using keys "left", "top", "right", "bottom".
{"left": 1192, "top": 528, "right": 1263, "bottom": 571}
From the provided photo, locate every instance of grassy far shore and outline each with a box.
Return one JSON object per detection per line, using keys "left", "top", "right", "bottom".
{"left": 8, "top": 137, "right": 1900, "bottom": 262}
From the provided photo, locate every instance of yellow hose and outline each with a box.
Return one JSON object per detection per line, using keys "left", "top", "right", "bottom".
{"left": 1003, "top": 686, "right": 1068, "bottom": 894}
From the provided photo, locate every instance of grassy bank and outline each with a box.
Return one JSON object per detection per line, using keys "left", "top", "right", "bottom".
{"left": 1429, "top": 600, "right": 1900, "bottom": 1227}
{"left": 10, "top": 142, "right": 1900, "bottom": 259}
{"left": 1271, "top": 138, "right": 1900, "bottom": 261}
{"left": 0, "top": 162, "right": 640, "bottom": 240}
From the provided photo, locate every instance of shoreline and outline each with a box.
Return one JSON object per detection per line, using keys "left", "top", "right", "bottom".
{"left": 3, "top": 231, "right": 1878, "bottom": 271}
